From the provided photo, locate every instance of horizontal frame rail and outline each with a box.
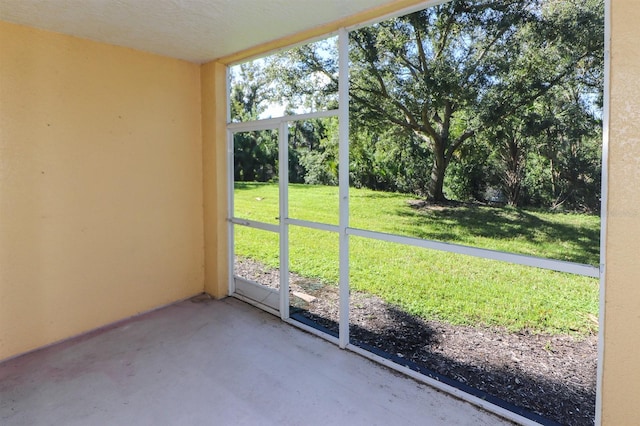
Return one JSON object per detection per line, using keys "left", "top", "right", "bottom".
{"left": 231, "top": 215, "right": 599, "bottom": 278}
{"left": 348, "top": 227, "right": 600, "bottom": 278}
{"left": 229, "top": 218, "right": 279, "bottom": 233}
{"left": 286, "top": 218, "right": 340, "bottom": 233}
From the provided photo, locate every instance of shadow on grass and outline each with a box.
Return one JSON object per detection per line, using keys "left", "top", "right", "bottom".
{"left": 351, "top": 190, "right": 407, "bottom": 200}
{"left": 395, "top": 203, "right": 600, "bottom": 265}
{"left": 291, "top": 304, "right": 595, "bottom": 426}
{"left": 235, "top": 183, "right": 600, "bottom": 265}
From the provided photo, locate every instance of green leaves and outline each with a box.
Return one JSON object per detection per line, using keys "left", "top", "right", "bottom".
{"left": 230, "top": 0, "right": 604, "bottom": 209}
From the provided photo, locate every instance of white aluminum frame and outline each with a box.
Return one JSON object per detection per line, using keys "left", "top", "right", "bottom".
{"left": 228, "top": 123, "right": 281, "bottom": 301}
{"left": 226, "top": 3, "right": 608, "bottom": 422}
{"left": 348, "top": 227, "right": 599, "bottom": 277}
{"left": 337, "top": 28, "right": 350, "bottom": 349}
{"left": 278, "top": 121, "right": 290, "bottom": 320}
{"left": 228, "top": 109, "right": 340, "bottom": 319}
{"left": 595, "top": 0, "right": 611, "bottom": 423}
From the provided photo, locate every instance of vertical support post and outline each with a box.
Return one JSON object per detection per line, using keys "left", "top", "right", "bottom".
{"left": 338, "top": 28, "right": 350, "bottom": 349}
{"left": 279, "top": 122, "right": 290, "bottom": 320}
{"left": 227, "top": 129, "right": 235, "bottom": 296}
{"left": 202, "top": 61, "right": 231, "bottom": 298}
{"left": 595, "top": 0, "right": 611, "bottom": 423}
{"left": 226, "top": 69, "right": 235, "bottom": 297}
{"left": 227, "top": 65, "right": 235, "bottom": 296}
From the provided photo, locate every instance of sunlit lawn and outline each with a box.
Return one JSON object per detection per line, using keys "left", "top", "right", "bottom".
{"left": 234, "top": 182, "right": 600, "bottom": 335}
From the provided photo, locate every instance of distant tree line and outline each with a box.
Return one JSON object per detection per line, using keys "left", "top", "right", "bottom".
{"left": 230, "top": 0, "right": 604, "bottom": 212}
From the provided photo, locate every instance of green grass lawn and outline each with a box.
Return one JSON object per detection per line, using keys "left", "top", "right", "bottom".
{"left": 234, "top": 182, "right": 600, "bottom": 335}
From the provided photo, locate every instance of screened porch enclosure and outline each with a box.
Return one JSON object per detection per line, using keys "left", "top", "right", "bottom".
{"left": 227, "top": 3, "right": 603, "bottom": 424}
{"left": 4, "top": 0, "right": 632, "bottom": 424}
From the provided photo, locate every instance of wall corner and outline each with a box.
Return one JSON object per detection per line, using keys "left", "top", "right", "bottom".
{"left": 201, "top": 60, "right": 229, "bottom": 299}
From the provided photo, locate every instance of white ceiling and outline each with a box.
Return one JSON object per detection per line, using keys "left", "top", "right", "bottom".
{"left": 0, "top": 0, "right": 397, "bottom": 63}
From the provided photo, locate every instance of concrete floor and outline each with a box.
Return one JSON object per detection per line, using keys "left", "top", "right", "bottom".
{"left": 0, "top": 297, "right": 513, "bottom": 426}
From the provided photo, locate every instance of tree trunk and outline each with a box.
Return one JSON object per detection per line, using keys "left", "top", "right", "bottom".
{"left": 502, "top": 135, "right": 523, "bottom": 207}
{"left": 428, "top": 143, "right": 447, "bottom": 202}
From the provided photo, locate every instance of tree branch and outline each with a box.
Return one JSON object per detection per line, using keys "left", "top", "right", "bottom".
{"left": 446, "top": 129, "right": 476, "bottom": 160}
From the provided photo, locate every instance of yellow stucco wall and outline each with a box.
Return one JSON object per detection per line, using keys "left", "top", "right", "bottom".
{"left": 0, "top": 21, "right": 204, "bottom": 361}
{"left": 602, "top": 1, "right": 640, "bottom": 424}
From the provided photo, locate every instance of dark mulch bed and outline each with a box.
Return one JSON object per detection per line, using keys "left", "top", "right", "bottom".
{"left": 235, "top": 257, "right": 597, "bottom": 426}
